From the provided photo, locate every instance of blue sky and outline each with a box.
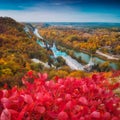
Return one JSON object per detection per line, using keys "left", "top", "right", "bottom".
{"left": 0, "top": 0, "right": 120, "bottom": 22}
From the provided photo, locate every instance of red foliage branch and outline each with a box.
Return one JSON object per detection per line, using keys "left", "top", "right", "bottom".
{"left": 0, "top": 71, "right": 120, "bottom": 120}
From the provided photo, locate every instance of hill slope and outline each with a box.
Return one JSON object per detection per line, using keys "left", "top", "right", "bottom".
{"left": 0, "top": 17, "right": 48, "bottom": 87}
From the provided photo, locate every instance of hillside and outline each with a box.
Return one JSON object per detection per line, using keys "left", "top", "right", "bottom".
{"left": 0, "top": 17, "right": 120, "bottom": 120}
{"left": 0, "top": 17, "right": 48, "bottom": 87}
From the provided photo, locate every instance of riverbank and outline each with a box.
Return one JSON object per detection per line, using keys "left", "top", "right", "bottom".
{"left": 58, "top": 45, "right": 119, "bottom": 63}
{"left": 57, "top": 45, "right": 118, "bottom": 70}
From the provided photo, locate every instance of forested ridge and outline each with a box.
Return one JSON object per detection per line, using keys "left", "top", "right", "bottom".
{"left": 0, "top": 17, "right": 48, "bottom": 87}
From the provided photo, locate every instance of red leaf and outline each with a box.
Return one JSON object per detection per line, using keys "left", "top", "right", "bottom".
{"left": 79, "top": 97, "right": 88, "bottom": 105}
{"left": 0, "top": 91, "right": 3, "bottom": 99}
{"left": 36, "top": 106, "right": 45, "bottom": 114}
{"left": 38, "top": 73, "right": 48, "bottom": 80}
{"left": 65, "top": 94, "right": 71, "bottom": 101}
{"left": 27, "top": 71, "right": 33, "bottom": 76}
{"left": 42, "top": 73, "right": 48, "bottom": 80}
{"left": 56, "top": 98, "right": 63, "bottom": 104}
{"left": 17, "top": 105, "right": 28, "bottom": 120}
{"left": 1, "top": 98, "right": 10, "bottom": 108}
{"left": 79, "top": 117, "right": 85, "bottom": 120}
{"left": 91, "top": 111, "right": 100, "bottom": 118}
{"left": 23, "top": 94, "right": 33, "bottom": 104}
{"left": 103, "top": 112, "right": 111, "bottom": 119}
{"left": 2, "top": 90, "right": 8, "bottom": 97}
{"left": 9, "top": 109, "right": 18, "bottom": 120}
{"left": 65, "top": 101, "right": 73, "bottom": 110}
{"left": 58, "top": 111, "right": 68, "bottom": 120}
{"left": 0, "top": 108, "right": 11, "bottom": 120}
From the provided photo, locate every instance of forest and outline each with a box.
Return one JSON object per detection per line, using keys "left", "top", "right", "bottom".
{"left": 39, "top": 26, "right": 120, "bottom": 56}
{"left": 0, "top": 17, "right": 120, "bottom": 88}
{"left": 0, "top": 17, "right": 95, "bottom": 87}
{"left": 38, "top": 25, "right": 120, "bottom": 71}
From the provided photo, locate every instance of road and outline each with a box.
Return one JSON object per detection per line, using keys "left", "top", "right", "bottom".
{"left": 96, "top": 50, "right": 119, "bottom": 60}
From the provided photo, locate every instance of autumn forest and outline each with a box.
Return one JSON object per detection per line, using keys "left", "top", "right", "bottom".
{"left": 0, "top": 17, "right": 120, "bottom": 120}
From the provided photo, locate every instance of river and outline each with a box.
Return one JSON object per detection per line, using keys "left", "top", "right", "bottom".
{"left": 34, "top": 29, "right": 84, "bottom": 70}
{"left": 74, "top": 51, "right": 117, "bottom": 69}
{"left": 34, "top": 28, "right": 117, "bottom": 70}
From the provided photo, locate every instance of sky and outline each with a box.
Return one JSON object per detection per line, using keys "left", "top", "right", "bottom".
{"left": 0, "top": 0, "right": 120, "bottom": 22}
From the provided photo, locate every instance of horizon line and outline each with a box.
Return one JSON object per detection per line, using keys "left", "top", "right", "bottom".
{"left": 22, "top": 21, "right": 120, "bottom": 23}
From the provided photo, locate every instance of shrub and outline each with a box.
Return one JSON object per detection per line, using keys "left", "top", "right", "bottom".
{"left": 0, "top": 71, "right": 120, "bottom": 120}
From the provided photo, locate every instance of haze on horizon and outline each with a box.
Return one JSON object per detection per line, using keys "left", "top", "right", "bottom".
{"left": 0, "top": 0, "right": 120, "bottom": 23}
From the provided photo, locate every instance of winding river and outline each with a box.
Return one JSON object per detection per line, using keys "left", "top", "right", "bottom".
{"left": 74, "top": 51, "right": 117, "bottom": 70}
{"left": 34, "top": 29, "right": 86, "bottom": 70}
{"left": 34, "top": 28, "right": 117, "bottom": 70}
